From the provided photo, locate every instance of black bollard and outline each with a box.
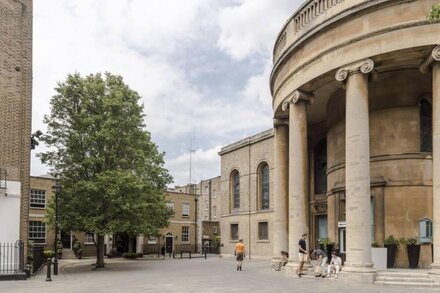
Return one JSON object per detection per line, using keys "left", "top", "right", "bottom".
{"left": 45, "top": 258, "right": 52, "bottom": 282}
{"left": 204, "top": 250, "right": 207, "bottom": 259}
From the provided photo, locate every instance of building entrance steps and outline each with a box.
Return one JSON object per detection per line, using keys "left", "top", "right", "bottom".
{"left": 374, "top": 270, "right": 440, "bottom": 288}
{"left": 61, "top": 249, "right": 76, "bottom": 259}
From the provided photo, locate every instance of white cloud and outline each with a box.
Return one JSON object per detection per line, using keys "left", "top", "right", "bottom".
{"left": 32, "top": 0, "right": 301, "bottom": 186}
{"left": 217, "top": 0, "right": 301, "bottom": 60}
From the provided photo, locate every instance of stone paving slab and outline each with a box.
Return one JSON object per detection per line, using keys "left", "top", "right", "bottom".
{"left": 0, "top": 256, "right": 437, "bottom": 293}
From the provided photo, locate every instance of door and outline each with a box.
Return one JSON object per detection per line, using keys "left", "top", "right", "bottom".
{"left": 165, "top": 236, "right": 173, "bottom": 254}
{"left": 61, "top": 230, "right": 71, "bottom": 249}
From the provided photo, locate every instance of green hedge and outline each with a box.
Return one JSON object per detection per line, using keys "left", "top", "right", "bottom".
{"left": 122, "top": 252, "right": 138, "bottom": 259}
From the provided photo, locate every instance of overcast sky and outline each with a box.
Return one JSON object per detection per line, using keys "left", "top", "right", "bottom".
{"left": 32, "top": 0, "right": 302, "bottom": 186}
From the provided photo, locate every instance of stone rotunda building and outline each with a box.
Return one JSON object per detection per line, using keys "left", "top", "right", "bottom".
{"left": 270, "top": 0, "right": 440, "bottom": 282}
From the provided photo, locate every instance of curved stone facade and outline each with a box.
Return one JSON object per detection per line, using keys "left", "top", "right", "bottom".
{"left": 270, "top": 0, "right": 440, "bottom": 276}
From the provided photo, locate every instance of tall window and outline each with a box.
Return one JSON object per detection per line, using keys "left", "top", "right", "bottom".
{"left": 30, "top": 189, "right": 46, "bottom": 208}
{"left": 232, "top": 171, "right": 240, "bottom": 209}
{"left": 213, "top": 206, "right": 217, "bottom": 218}
{"left": 314, "top": 138, "right": 327, "bottom": 194}
{"left": 230, "top": 224, "right": 238, "bottom": 240}
{"left": 182, "top": 226, "right": 189, "bottom": 243}
{"left": 166, "top": 202, "right": 174, "bottom": 212}
{"left": 259, "top": 163, "right": 270, "bottom": 210}
{"left": 420, "top": 99, "right": 432, "bottom": 152}
{"left": 28, "top": 221, "right": 46, "bottom": 244}
{"left": 148, "top": 236, "right": 158, "bottom": 244}
{"left": 258, "top": 222, "right": 268, "bottom": 240}
{"left": 182, "top": 203, "right": 190, "bottom": 217}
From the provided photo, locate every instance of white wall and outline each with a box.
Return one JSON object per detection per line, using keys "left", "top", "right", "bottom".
{"left": 0, "top": 181, "right": 21, "bottom": 243}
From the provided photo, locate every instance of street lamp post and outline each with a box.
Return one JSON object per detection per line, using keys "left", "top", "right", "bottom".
{"left": 52, "top": 180, "right": 61, "bottom": 275}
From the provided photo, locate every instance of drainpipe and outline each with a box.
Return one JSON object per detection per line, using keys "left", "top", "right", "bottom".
{"left": 248, "top": 138, "right": 251, "bottom": 260}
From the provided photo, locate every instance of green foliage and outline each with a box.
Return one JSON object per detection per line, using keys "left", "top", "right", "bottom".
{"left": 384, "top": 235, "right": 400, "bottom": 247}
{"left": 27, "top": 241, "right": 35, "bottom": 264}
{"left": 399, "top": 237, "right": 418, "bottom": 246}
{"left": 371, "top": 241, "right": 380, "bottom": 248}
{"left": 44, "top": 250, "right": 55, "bottom": 258}
{"left": 318, "top": 237, "right": 335, "bottom": 247}
{"left": 136, "top": 252, "right": 144, "bottom": 258}
{"left": 39, "top": 73, "right": 173, "bottom": 266}
{"left": 427, "top": 4, "right": 440, "bottom": 22}
{"left": 122, "top": 252, "right": 138, "bottom": 259}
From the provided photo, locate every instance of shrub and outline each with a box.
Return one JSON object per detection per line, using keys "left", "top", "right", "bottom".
{"left": 384, "top": 235, "right": 399, "bottom": 247}
{"left": 43, "top": 250, "right": 55, "bottom": 258}
{"left": 399, "top": 237, "right": 418, "bottom": 246}
{"left": 427, "top": 3, "right": 440, "bottom": 22}
{"left": 136, "top": 252, "right": 143, "bottom": 258}
{"left": 371, "top": 241, "right": 380, "bottom": 247}
{"left": 122, "top": 252, "right": 138, "bottom": 259}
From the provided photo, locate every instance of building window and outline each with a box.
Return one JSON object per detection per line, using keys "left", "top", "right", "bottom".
{"left": 213, "top": 226, "right": 218, "bottom": 234}
{"left": 231, "top": 171, "right": 240, "bottom": 209}
{"left": 29, "top": 221, "right": 46, "bottom": 244}
{"left": 258, "top": 222, "right": 268, "bottom": 240}
{"left": 166, "top": 202, "right": 174, "bottom": 212}
{"left": 213, "top": 206, "right": 217, "bottom": 218}
{"left": 259, "top": 163, "right": 270, "bottom": 210}
{"left": 205, "top": 200, "right": 209, "bottom": 210}
{"left": 182, "top": 203, "right": 190, "bottom": 217}
{"left": 317, "top": 215, "right": 328, "bottom": 240}
{"left": 30, "top": 189, "right": 46, "bottom": 209}
{"left": 84, "top": 233, "right": 95, "bottom": 244}
{"left": 182, "top": 226, "right": 190, "bottom": 243}
{"left": 420, "top": 99, "right": 432, "bottom": 152}
{"left": 314, "top": 138, "right": 327, "bottom": 194}
{"left": 419, "top": 218, "right": 432, "bottom": 243}
{"left": 230, "top": 224, "right": 238, "bottom": 240}
{"left": 148, "top": 236, "right": 158, "bottom": 244}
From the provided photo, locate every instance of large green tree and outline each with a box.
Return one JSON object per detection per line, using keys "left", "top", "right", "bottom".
{"left": 39, "top": 73, "right": 172, "bottom": 268}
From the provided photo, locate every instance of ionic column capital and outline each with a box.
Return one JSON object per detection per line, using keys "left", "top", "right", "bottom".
{"left": 420, "top": 45, "right": 440, "bottom": 73}
{"left": 335, "top": 58, "right": 375, "bottom": 82}
{"left": 281, "top": 90, "right": 313, "bottom": 111}
{"left": 273, "top": 118, "right": 289, "bottom": 127}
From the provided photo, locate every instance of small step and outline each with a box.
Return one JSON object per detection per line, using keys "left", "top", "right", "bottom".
{"left": 375, "top": 276, "right": 434, "bottom": 283}
{"left": 374, "top": 281, "right": 440, "bottom": 288}
{"left": 61, "top": 249, "right": 76, "bottom": 259}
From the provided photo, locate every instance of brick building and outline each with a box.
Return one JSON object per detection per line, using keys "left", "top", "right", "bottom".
{"left": 0, "top": 0, "right": 32, "bottom": 246}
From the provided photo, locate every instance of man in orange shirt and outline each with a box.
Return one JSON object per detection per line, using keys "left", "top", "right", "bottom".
{"left": 234, "top": 239, "right": 245, "bottom": 271}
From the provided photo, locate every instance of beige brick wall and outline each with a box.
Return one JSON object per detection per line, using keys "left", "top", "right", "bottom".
{"left": 0, "top": 0, "right": 32, "bottom": 245}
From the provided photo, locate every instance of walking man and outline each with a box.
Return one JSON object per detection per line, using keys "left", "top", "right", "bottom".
{"left": 297, "top": 233, "right": 308, "bottom": 277}
{"left": 235, "top": 239, "right": 245, "bottom": 271}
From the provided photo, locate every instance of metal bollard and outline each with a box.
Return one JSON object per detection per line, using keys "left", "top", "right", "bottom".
{"left": 204, "top": 250, "right": 207, "bottom": 259}
{"left": 189, "top": 252, "right": 191, "bottom": 259}
{"left": 45, "top": 258, "right": 52, "bottom": 282}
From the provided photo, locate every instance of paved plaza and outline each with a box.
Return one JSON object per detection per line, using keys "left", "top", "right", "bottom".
{"left": 0, "top": 256, "right": 436, "bottom": 293}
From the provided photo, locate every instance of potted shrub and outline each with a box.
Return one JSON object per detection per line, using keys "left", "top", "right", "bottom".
{"left": 73, "top": 240, "right": 83, "bottom": 259}
{"left": 400, "top": 237, "right": 421, "bottom": 269}
{"left": 122, "top": 252, "right": 138, "bottom": 260}
{"left": 384, "top": 235, "right": 399, "bottom": 268}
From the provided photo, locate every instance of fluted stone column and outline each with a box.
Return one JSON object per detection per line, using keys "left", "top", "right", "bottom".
{"left": 335, "top": 59, "right": 374, "bottom": 279}
{"left": 282, "top": 90, "right": 311, "bottom": 264}
{"left": 273, "top": 118, "right": 289, "bottom": 262}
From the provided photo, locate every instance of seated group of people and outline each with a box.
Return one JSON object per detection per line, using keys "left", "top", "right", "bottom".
{"left": 309, "top": 249, "right": 342, "bottom": 279}
{"left": 273, "top": 251, "right": 289, "bottom": 271}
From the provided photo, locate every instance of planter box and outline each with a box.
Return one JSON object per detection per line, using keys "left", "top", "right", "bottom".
{"left": 371, "top": 247, "right": 387, "bottom": 270}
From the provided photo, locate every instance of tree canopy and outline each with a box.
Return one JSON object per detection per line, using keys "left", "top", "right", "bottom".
{"left": 39, "top": 73, "right": 172, "bottom": 267}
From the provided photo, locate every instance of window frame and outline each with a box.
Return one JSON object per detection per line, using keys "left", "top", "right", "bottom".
{"left": 231, "top": 171, "right": 240, "bottom": 210}
{"left": 28, "top": 221, "right": 47, "bottom": 244}
{"left": 182, "top": 202, "right": 190, "bottom": 217}
{"left": 30, "top": 189, "right": 46, "bottom": 209}
{"left": 230, "top": 223, "right": 239, "bottom": 241}
{"left": 181, "top": 226, "right": 190, "bottom": 243}
{"left": 84, "top": 233, "right": 95, "bottom": 245}
{"left": 258, "top": 163, "right": 270, "bottom": 210}
{"left": 258, "top": 221, "right": 269, "bottom": 241}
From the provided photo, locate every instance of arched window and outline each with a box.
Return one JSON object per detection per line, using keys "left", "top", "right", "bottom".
{"left": 259, "top": 163, "right": 270, "bottom": 210}
{"left": 420, "top": 99, "right": 432, "bottom": 152}
{"left": 314, "top": 138, "right": 327, "bottom": 194}
{"left": 231, "top": 171, "right": 240, "bottom": 209}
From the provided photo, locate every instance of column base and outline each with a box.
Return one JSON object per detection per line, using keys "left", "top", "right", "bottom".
{"left": 429, "top": 263, "right": 440, "bottom": 283}
{"left": 271, "top": 257, "right": 281, "bottom": 269}
{"left": 338, "top": 265, "right": 375, "bottom": 284}
{"left": 283, "top": 262, "right": 300, "bottom": 277}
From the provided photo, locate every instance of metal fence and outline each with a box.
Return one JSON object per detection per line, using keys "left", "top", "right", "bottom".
{"left": 0, "top": 241, "right": 25, "bottom": 275}
{"left": 31, "top": 246, "right": 45, "bottom": 274}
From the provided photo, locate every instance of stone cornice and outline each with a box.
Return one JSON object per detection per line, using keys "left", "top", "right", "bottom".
{"left": 335, "top": 58, "right": 375, "bottom": 81}
{"left": 273, "top": 118, "right": 288, "bottom": 127}
{"left": 281, "top": 90, "right": 313, "bottom": 111}
{"left": 419, "top": 45, "right": 440, "bottom": 74}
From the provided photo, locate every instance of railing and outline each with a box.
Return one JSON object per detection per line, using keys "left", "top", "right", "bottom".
{"left": 0, "top": 241, "right": 25, "bottom": 275}
{"left": 31, "top": 246, "right": 45, "bottom": 274}
{"left": 293, "top": 0, "right": 345, "bottom": 34}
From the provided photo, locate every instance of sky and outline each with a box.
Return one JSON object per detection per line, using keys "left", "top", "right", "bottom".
{"left": 32, "top": 0, "right": 303, "bottom": 186}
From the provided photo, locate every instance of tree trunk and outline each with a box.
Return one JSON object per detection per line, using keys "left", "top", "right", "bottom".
{"left": 96, "top": 234, "right": 105, "bottom": 268}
